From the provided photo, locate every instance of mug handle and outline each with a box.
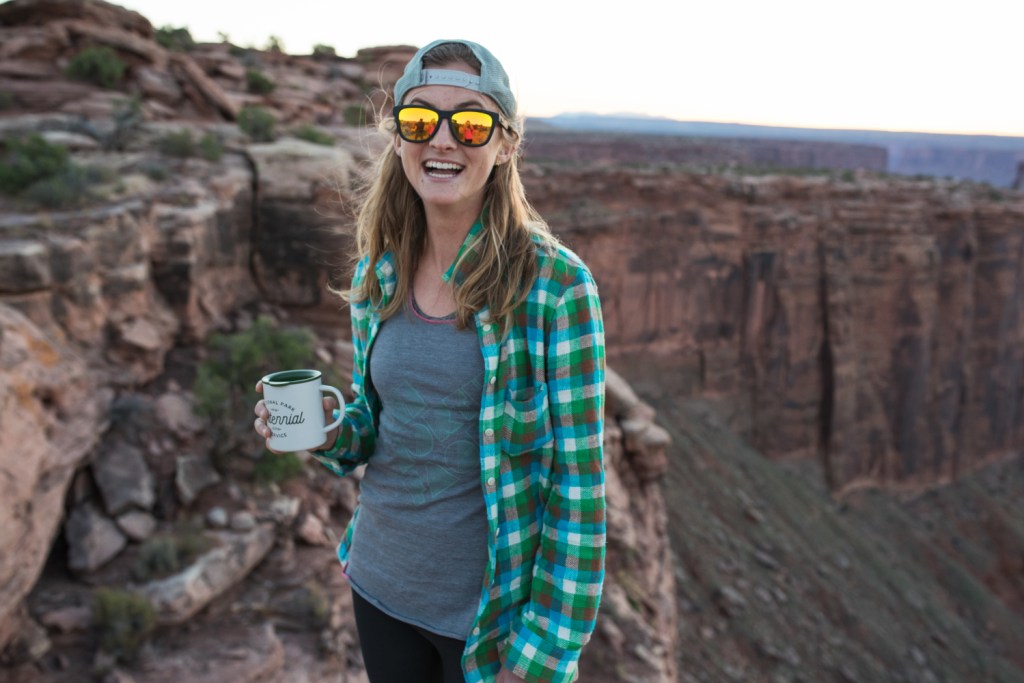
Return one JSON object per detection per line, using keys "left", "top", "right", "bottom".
{"left": 321, "top": 385, "right": 345, "bottom": 433}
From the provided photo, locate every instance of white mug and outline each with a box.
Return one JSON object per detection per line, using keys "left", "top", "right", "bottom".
{"left": 260, "top": 369, "right": 344, "bottom": 452}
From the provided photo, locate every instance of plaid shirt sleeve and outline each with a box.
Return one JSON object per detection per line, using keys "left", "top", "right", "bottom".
{"left": 501, "top": 262, "right": 606, "bottom": 682}
{"left": 310, "top": 257, "right": 378, "bottom": 476}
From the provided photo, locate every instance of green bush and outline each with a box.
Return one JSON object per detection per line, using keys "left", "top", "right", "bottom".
{"left": 254, "top": 450, "right": 305, "bottom": 485}
{"left": 65, "top": 46, "right": 125, "bottom": 89}
{"left": 21, "top": 164, "right": 109, "bottom": 209}
{"left": 158, "top": 129, "right": 195, "bottom": 158}
{"left": 296, "top": 580, "right": 331, "bottom": 627}
{"left": 132, "top": 536, "right": 179, "bottom": 580}
{"left": 0, "top": 134, "right": 70, "bottom": 194}
{"left": 198, "top": 133, "right": 224, "bottom": 162}
{"left": 343, "top": 104, "right": 366, "bottom": 127}
{"left": 294, "top": 124, "right": 333, "bottom": 146}
{"left": 157, "top": 129, "right": 224, "bottom": 162}
{"left": 194, "top": 316, "right": 316, "bottom": 449}
{"left": 237, "top": 105, "right": 276, "bottom": 142}
{"left": 139, "top": 158, "right": 170, "bottom": 181}
{"left": 154, "top": 25, "right": 195, "bottom": 52}
{"left": 92, "top": 588, "right": 156, "bottom": 663}
{"left": 105, "top": 96, "right": 143, "bottom": 152}
{"left": 312, "top": 44, "right": 336, "bottom": 59}
{"left": 245, "top": 69, "right": 275, "bottom": 95}
{"left": 132, "top": 523, "right": 212, "bottom": 581}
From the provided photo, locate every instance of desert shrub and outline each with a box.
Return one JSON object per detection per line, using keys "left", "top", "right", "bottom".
{"left": 158, "top": 129, "right": 195, "bottom": 158}
{"left": 22, "top": 164, "right": 110, "bottom": 209}
{"left": 65, "top": 46, "right": 125, "bottom": 89}
{"left": 132, "top": 522, "right": 212, "bottom": 581}
{"left": 253, "top": 450, "right": 305, "bottom": 485}
{"left": 0, "top": 134, "right": 70, "bottom": 194}
{"left": 343, "top": 104, "right": 366, "bottom": 127}
{"left": 194, "top": 316, "right": 316, "bottom": 449}
{"left": 294, "top": 124, "right": 333, "bottom": 146}
{"left": 237, "top": 105, "right": 276, "bottom": 142}
{"left": 265, "top": 36, "right": 285, "bottom": 53}
{"left": 312, "top": 44, "right": 336, "bottom": 59}
{"left": 105, "top": 96, "right": 143, "bottom": 151}
{"left": 246, "top": 69, "right": 275, "bottom": 95}
{"left": 132, "top": 536, "right": 178, "bottom": 580}
{"left": 155, "top": 25, "right": 195, "bottom": 52}
{"left": 157, "top": 129, "right": 223, "bottom": 162}
{"left": 138, "top": 158, "right": 170, "bottom": 181}
{"left": 92, "top": 588, "right": 156, "bottom": 663}
{"left": 295, "top": 581, "right": 331, "bottom": 627}
{"left": 198, "top": 133, "right": 224, "bottom": 161}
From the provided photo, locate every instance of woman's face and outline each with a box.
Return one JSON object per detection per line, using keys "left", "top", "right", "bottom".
{"left": 395, "top": 61, "right": 513, "bottom": 219}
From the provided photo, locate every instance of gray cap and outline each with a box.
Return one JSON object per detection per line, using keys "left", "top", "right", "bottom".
{"left": 393, "top": 39, "right": 516, "bottom": 118}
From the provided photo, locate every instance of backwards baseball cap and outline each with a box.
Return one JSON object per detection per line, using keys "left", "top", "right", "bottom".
{"left": 393, "top": 39, "right": 516, "bottom": 118}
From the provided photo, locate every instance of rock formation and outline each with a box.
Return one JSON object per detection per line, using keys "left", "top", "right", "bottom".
{"left": 522, "top": 166, "right": 1024, "bottom": 493}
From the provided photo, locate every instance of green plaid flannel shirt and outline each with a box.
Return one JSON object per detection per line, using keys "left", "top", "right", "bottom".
{"left": 311, "top": 221, "right": 606, "bottom": 682}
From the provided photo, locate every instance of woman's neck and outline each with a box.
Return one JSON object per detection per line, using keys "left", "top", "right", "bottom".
{"left": 421, "top": 204, "right": 480, "bottom": 272}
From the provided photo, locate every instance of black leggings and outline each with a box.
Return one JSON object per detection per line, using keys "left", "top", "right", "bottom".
{"left": 352, "top": 589, "right": 467, "bottom": 683}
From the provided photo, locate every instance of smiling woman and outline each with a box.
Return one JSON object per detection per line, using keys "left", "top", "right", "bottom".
{"left": 253, "top": 39, "right": 607, "bottom": 683}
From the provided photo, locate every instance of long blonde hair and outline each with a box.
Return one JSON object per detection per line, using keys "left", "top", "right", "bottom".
{"left": 343, "top": 42, "right": 556, "bottom": 334}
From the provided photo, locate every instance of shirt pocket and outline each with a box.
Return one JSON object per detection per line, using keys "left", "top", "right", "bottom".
{"left": 501, "top": 383, "right": 554, "bottom": 456}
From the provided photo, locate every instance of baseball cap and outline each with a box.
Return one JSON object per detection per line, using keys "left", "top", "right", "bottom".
{"left": 393, "top": 39, "right": 516, "bottom": 118}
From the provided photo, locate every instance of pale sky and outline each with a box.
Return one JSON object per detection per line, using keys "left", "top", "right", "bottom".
{"left": 117, "top": 0, "right": 1024, "bottom": 137}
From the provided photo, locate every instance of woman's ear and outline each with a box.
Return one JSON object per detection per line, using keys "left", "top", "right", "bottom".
{"left": 495, "top": 140, "right": 515, "bottom": 166}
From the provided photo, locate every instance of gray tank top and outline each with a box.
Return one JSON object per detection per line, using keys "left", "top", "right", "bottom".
{"left": 346, "top": 294, "right": 487, "bottom": 639}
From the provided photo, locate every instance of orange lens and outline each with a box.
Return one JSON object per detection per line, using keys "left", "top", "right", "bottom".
{"left": 397, "top": 107, "right": 439, "bottom": 141}
{"left": 450, "top": 110, "right": 496, "bottom": 146}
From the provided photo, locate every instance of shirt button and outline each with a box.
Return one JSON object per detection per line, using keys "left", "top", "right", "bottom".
{"left": 489, "top": 376, "right": 496, "bottom": 385}
{"left": 483, "top": 323, "right": 492, "bottom": 331}
{"left": 485, "top": 428, "right": 494, "bottom": 437}
{"left": 473, "top": 626, "right": 480, "bottom": 635}
{"left": 487, "top": 477, "right": 496, "bottom": 488}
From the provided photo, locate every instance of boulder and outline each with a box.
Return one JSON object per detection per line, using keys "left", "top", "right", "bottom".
{"left": 136, "top": 525, "right": 276, "bottom": 624}
{"left": 0, "top": 304, "right": 108, "bottom": 651}
{"left": 93, "top": 442, "right": 155, "bottom": 515}
{"left": 65, "top": 503, "right": 127, "bottom": 573}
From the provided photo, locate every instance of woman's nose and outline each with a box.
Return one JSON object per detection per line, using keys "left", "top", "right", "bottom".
{"left": 429, "top": 117, "right": 458, "bottom": 149}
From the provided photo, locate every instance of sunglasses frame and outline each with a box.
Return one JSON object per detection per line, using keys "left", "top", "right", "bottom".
{"left": 393, "top": 105, "right": 504, "bottom": 147}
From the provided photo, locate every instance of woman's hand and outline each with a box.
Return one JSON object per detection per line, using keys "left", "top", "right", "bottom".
{"left": 496, "top": 667, "right": 527, "bottom": 683}
{"left": 253, "top": 380, "right": 340, "bottom": 452}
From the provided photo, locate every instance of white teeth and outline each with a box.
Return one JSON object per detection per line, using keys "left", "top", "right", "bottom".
{"left": 425, "top": 161, "right": 463, "bottom": 171}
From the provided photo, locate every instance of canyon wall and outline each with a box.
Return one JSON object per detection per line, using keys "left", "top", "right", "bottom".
{"left": 521, "top": 166, "right": 1024, "bottom": 492}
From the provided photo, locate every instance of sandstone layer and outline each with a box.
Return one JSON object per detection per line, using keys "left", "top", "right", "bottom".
{"left": 522, "top": 166, "right": 1024, "bottom": 493}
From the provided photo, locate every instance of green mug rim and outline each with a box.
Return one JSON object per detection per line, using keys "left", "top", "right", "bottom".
{"left": 262, "top": 369, "right": 322, "bottom": 386}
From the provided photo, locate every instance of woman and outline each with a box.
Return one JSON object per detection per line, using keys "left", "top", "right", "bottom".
{"left": 255, "top": 39, "right": 605, "bottom": 683}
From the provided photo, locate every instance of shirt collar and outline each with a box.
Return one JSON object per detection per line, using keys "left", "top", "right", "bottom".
{"left": 441, "top": 217, "right": 485, "bottom": 287}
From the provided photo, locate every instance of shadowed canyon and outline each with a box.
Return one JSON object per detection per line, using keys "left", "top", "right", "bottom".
{"left": 1, "top": 1, "right": 1023, "bottom": 682}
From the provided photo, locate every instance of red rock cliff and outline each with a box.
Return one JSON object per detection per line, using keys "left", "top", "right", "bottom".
{"left": 522, "top": 166, "right": 1024, "bottom": 492}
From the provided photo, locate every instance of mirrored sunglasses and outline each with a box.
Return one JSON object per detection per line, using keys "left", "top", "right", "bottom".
{"left": 393, "top": 105, "right": 503, "bottom": 147}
